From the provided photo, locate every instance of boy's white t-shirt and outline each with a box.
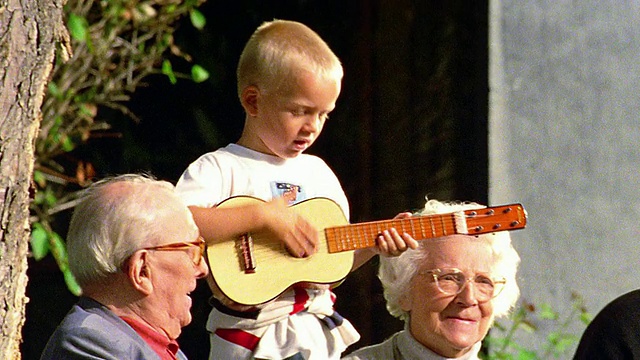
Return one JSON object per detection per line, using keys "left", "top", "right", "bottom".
{"left": 174, "top": 143, "right": 358, "bottom": 359}
{"left": 175, "top": 143, "right": 350, "bottom": 220}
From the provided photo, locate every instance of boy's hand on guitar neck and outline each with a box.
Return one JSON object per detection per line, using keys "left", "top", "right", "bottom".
{"left": 374, "top": 212, "right": 419, "bottom": 257}
{"left": 352, "top": 212, "right": 419, "bottom": 271}
{"left": 261, "top": 197, "right": 318, "bottom": 258}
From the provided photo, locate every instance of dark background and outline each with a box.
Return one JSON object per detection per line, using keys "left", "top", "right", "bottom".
{"left": 23, "top": 0, "right": 489, "bottom": 359}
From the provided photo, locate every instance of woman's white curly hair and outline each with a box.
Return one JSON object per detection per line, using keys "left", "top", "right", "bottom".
{"left": 379, "top": 199, "right": 521, "bottom": 323}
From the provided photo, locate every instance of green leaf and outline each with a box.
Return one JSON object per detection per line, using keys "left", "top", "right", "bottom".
{"left": 33, "top": 170, "right": 46, "bottom": 187}
{"left": 63, "top": 269, "right": 82, "bottom": 296}
{"left": 165, "top": 4, "right": 178, "bottom": 13}
{"left": 579, "top": 312, "right": 593, "bottom": 325}
{"left": 162, "top": 60, "right": 177, "bottom": 84}
{"left": 191, "top": 64, "right": 209, "bottom": 83}
{"left": 190, "top": 9, "right": 206, "bottom": 30}
{"left": 515, "top": 350, "right": 538, "bottom": 360}
{"left": 60, "top": 135, "right": 76, "bottom": 152}
{"left": 30, "top": 224, "right": 50, "bottom": 260}
{"left": 48, "top": 231, "right": 70, "bottom": 271}
{"left": 33, "top": 191, "right": 44, "bottom": 205}
{"left": 517, "top": 320, "right": 537, "bottom": 333}
{"left": 160, "top": 33, "right": 172, "bottom": 49}
{"left": 546, "top": 331, "right": 561, "bottom": 344}
{"left": 67, "top": 13, "right": 88, "bottom": 43}
{"left": 44, "top": 188, "right": 58, "bottom": 207}
{"left": 538, "top": 303, "right": 558, "bottom": 320}
{"left": 48, "top": 82, "right": 62, "bottom": 99}
{"left": 78, "top": 103, "right": 93, "bottom": 116}
{"left": 38, "top": 228, "right": 82, "bottom": 296}
{"left": 62, "top": 269, "right": 82, "bottom": 296}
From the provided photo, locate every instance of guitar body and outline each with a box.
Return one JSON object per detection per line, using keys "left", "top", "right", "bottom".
{"left": 206, "top": 196, "right": 353, "bottom": 306}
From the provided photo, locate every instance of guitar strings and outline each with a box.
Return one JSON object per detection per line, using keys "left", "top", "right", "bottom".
{"left": 233, "top": 211, "right": 522, "bottom": 259}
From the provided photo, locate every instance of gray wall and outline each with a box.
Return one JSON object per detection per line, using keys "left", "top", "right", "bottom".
{"left": 489, "top": 0, "right": 640, "bottom": 353}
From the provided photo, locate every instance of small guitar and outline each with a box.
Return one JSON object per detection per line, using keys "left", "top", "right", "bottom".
{"left": 206, "top": 196, "right": 527, "bottom": 305}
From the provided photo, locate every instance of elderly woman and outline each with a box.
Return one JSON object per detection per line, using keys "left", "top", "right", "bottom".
{"left": 343, "top": 199, "right": 521, "bottom": 360}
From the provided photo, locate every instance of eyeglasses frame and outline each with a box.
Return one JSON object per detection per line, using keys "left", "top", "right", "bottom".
{"left": 143, "top": 236, "right": 206, "bottom": 266}
{"left": 419, "top": 267, "right": 506, "bottom": 301}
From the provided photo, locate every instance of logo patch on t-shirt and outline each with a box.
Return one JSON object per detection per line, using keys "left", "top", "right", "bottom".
{"left": 271, "top": 182, "right": 305, "bottom": 204}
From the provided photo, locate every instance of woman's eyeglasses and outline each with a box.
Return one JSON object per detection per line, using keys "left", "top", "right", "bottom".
{"left": 419, "top": 268, "right": 506, "bottom": 302}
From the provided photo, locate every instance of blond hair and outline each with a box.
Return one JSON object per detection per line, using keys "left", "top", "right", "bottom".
{"left": 237, "top": 19, "right": 343, "bottom": 97}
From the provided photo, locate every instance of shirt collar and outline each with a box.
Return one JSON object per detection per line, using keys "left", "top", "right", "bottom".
{"left": 120, "top": 316, "right": 180, "bottom": 360}
{"left": 397, "top": 329, "right": 482, "bottom": 360}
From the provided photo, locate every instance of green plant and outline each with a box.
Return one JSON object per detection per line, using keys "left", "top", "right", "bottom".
{"left": 483, "top": 292, "right": 592, "bottom": 360}
{"left": 29, "top": 0, "right": 210, "bottom": 295}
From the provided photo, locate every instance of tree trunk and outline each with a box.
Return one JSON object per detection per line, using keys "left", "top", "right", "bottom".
{"left": 0, "top": 0, "right": 69, "bottom": 357}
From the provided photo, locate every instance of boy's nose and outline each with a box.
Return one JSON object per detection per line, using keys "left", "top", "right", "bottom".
{"left": 303, "top": 115, "right": 321, "bottom": 132}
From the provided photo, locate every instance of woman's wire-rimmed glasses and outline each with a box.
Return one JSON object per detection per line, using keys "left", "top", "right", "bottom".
{"left": 144, "top": 236, "right": 206, "bottom": 266}
{"left": 419, "top": 268, "right": 506, "bottom": 302}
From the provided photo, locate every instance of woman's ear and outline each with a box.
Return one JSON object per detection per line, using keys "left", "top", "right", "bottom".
{"left": 240, "top": 85, "right": 260, "bottom": 117}
{"left": 398, "top": 291, "right": 412, "bottom": 312}
{"left": 126, "top": 251, "right": 153, "bottom": 295}
{"left": 398, "top": 280, "right": 415, "bottom": 312}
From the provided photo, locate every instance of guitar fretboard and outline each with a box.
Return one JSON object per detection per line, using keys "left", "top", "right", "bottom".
{"left": 325, "top": 213, "right": 460, "bottom": 253}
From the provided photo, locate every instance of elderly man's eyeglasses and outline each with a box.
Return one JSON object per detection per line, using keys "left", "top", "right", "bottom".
{"left": 144, "top": 236, "right": 206, "bottom": 266}
{"left": 420, "top": 268, "right": 506, "bottom": 302}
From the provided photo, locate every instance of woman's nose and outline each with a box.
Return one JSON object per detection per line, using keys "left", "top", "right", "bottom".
{"left": 455, "top": 280, "right": 479, "bottom": 306}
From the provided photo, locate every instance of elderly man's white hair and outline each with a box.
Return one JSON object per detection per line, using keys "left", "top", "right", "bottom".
{"left": 67, "top": 173, "right": 199, "bottom": 290}
{"left": 378, "top": 199, "right": 521, "bottom": 322}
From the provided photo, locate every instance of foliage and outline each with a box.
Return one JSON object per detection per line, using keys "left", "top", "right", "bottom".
{"left": 483, "top": 292, "right": 592, "bottom": 359}
{"left": 29, "top": 0, "right": 209, "bottom": 295}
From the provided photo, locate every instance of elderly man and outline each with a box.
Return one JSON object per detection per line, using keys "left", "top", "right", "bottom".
{"left": 41, "top": 174, "right": 208, "bottom": 360}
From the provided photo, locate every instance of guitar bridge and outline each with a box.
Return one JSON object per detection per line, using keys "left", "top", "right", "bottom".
{"left": 237, "top": 233, "right": 256, "bottom": 274}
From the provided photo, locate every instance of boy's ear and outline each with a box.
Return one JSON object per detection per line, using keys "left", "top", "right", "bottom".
{"left": 240, "top": 85, "right": 260, "bottom": 117}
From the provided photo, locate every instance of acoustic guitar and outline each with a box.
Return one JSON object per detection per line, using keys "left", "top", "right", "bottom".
{"left": 206, "top": 196, "right": 527, "bottom": 305}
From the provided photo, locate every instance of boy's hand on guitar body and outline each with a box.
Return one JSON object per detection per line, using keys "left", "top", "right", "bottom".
{"left": 262, "top": 197, "right": 318, "bottom": 257}
{"left": 375, "top": 212, "right": 419, "bottom": 257}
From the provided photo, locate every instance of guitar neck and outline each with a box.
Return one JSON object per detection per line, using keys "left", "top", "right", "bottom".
{"left": 325, "top": 204, "right": 526, "bottom": 253}
{"left": 325, "top": 214, "right": 458, "bottom": 253}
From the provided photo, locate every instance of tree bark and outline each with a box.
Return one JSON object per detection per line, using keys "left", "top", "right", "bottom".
{"left": 0, "top": 0, "right": 69, "bottom": 357}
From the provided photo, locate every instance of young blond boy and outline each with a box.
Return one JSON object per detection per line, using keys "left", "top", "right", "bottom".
{"left": 176, "top": 20, "right": 417, "bottom": 359}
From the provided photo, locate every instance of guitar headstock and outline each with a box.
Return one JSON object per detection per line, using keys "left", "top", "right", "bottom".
{"left": 462, "top": 203, "right": 527, "bottom": 235}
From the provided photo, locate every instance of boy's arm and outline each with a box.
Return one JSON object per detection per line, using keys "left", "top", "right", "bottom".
{"left": 350, "top": 212, "right": 419, "bottom": 271}
{"left": 189, "top": 197, "right": 318, "bottom": 258}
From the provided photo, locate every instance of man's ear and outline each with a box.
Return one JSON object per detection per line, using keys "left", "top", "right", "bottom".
{"left": 240, "top": 85, "right": 260, "bottom": 117}
{"left": 126, "top": 251, "right": 153, "bottom": 295}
